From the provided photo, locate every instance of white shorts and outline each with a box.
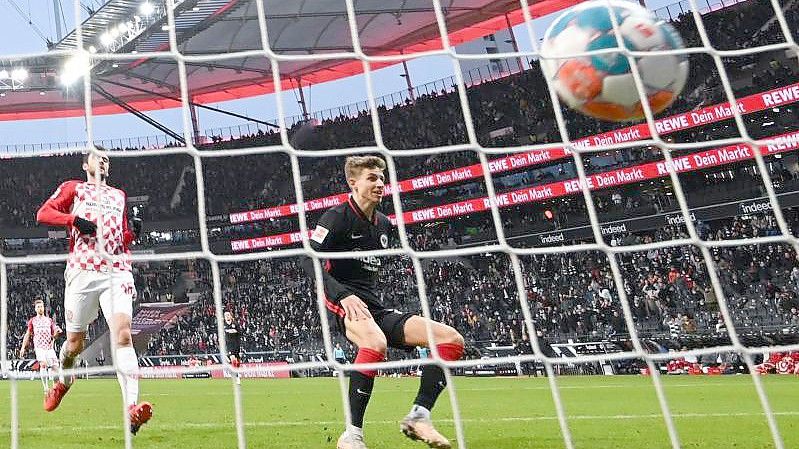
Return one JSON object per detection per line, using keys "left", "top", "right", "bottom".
{"left": 34, "top": 348, "right": 58, "bottom": 366}
{"left": 64, "top": 269, "right": 136, "bottom": 333}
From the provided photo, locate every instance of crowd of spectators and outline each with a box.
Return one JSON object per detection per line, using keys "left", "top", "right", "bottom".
{"left": 6, "top": 209, "right": 799, "bottom": 362}
{"left": 4, "top": 260, "right": 194, "bottom": 361}
{"left": 138, "top": 212, "right": 799, "bottom": 356}
{"left": 1, "top": 0, "right": 796, "bottom": 239}
{"left": 0, "top": 154, "right": 196, "bottom": 229}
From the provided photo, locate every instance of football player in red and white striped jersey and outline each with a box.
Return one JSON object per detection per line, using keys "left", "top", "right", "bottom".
{"left": 36, "top": 149, "right": 152, "bottom": 434}
{"left": 18, "top": 299, "right": 62, "bottom": 393}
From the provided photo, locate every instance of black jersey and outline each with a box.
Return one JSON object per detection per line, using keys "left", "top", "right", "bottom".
{"left": 224, "top": 321, "right": 241, "bottom": 354}
{"left": 304, "top": 196, "right": 392, "bottom": 302}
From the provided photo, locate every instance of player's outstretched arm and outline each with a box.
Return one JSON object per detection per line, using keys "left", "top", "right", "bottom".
{"left": 36, "top": 180, "right": 96, "bottom": 235}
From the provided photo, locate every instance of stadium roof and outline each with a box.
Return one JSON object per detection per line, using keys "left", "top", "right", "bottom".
{"left": 0, "top": 0, "right": 582, "bottom": 121}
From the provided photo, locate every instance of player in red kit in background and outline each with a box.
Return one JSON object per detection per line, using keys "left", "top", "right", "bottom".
{"left": 36, "top": 149, "right": 153, "bottom": 435}
{"left": 18, "top": 298, "right": 63, "bottom": 393}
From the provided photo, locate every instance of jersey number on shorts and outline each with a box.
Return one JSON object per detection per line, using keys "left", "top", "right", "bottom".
{"left": 121, "top": 283, "right": 136, "bottom": 299}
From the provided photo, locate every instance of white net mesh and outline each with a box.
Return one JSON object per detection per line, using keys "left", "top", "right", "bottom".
{"left": 2, "top": 0, "right": 799, "bottom": 448}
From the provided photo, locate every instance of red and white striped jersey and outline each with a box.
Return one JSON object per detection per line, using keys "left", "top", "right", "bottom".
{"left": 776, "top": 356, "right": 795, "bottom": 375}
{"left": 27, "top": 315, "right": 60, "bottom": 350}
{"left": 37, "top": 180, "right": 135, "bottom": 273}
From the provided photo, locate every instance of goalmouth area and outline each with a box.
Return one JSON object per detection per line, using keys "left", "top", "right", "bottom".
{"left": 2, "top": 376, "right": 798, "bottom": 449}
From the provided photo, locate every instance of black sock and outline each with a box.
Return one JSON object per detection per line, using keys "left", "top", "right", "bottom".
{"left": 349, "top": 371, "right": 375, "bottom": 428}
{"left": 414, "top": 365, "right": 447, "bottom": 411}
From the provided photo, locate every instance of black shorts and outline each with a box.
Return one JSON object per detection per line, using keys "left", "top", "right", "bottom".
{"left": 326, "top": 289, "right": 415, "bottom": 350}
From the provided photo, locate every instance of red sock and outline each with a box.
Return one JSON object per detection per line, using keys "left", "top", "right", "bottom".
{"left": 436, "top": 343, "right": 464, "bottom": 361}
{"left": 354, "top": 347, "right": 385, "bottom": 378}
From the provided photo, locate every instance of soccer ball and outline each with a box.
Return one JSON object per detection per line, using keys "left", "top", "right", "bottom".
{"left": 540, "top": 0, "right": 689, "bottom": 122}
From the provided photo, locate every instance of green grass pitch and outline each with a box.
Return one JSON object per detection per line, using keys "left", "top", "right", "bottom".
{"left": 1, "top": 375, "right": 797, "bottom": 448}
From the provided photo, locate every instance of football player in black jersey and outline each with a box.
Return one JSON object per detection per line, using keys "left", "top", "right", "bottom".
{"left": 223, "top": 311, "right": 242, "bottom": 385}
{"left": 303, "top": 156, "right": 464, "bottom": 449}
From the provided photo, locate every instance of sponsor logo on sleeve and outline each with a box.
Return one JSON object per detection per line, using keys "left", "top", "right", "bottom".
{"left": 311, "top": 226, "right": 330, "bottom": 244}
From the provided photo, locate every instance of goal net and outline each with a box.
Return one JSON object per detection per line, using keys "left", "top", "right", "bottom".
{"left": 2, "top": 0, "right": 799, "bottom": 448}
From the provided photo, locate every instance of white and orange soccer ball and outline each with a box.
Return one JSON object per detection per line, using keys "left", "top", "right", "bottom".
{"left": 541, "top": 0, "right": 689, "bottom": 122}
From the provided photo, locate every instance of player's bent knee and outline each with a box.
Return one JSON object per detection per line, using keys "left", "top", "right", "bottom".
{"left": 434, "top": 324, "right": 464, "bottom": 347}
{"left": 446, "top": 328, "right": 465, "bottom": 348}
{"left": 363, "top": 335, "right": 387, "bottom": 355}
{"left": 116, "top": 329, "right": 133, "bottom": 347}
{"left": 355, "top": 327, "right": 387, "bottom": 354}
{"left": 434, "top": 325, "right": 464, "bottom": 361}
{"left": 346, "top": 321, "right": 388, "bottom": 354}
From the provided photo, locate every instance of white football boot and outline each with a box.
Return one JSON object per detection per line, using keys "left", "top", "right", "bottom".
{"left": 400, "top": 415, "right": 452, "bottom": 449}
{"left": 336, "top": 431, "right": 369, "bottom": 449}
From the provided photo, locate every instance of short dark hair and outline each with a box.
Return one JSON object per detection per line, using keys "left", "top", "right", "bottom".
{"left": 34, "top": 299, "right": 44, "bottom": 305}
{"left": 82, "top": 146, "right": 108, "bottom": 164}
